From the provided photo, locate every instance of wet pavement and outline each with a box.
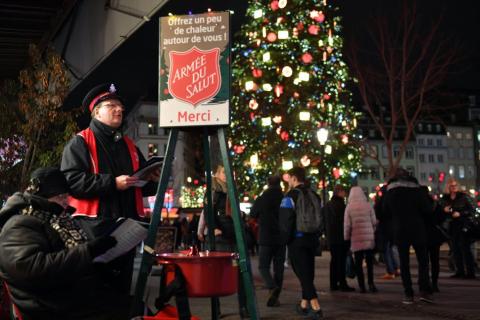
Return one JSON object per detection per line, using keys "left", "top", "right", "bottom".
{"left": 135, "top": 249, "right": 480, "bottom": 320}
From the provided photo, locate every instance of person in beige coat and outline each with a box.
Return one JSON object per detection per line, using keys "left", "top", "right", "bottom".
{"left": 344, "top": 186, "right": 377, "bottom": 293}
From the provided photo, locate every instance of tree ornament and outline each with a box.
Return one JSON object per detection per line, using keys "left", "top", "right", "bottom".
{"left": 270, "top": 0, "right": 279, "bottom": 10}
{"left": 248, "top": 99, "right": 259, "bottom": 110}
{"left": 278, "top": 0, "right": 287, "bottom": 8}
{"left": 300, "top": 155, "right": 311, "bottom": 167}
{"left": 301, "top": 53, "right": 313, "bottom": 64}
{"left": 252, "top": 68, "right": 263, "bottom": 78}
{"left": 323, "top": 93, "right": 331, "bottom": 100}
{"left": 293, "top": 92, "right": 300, "bottom": 98}
{"left": 315, "top": 12, "right": 325, "bottom": 23}
{"left": 282, "top": 66, "right": 293, "bottom": 77}
{"left": 341, "top": 134, "right": 349, "bottom": 144}
{"left": 308, "top": 25, "right": 320, "bottom": 35}
{"left": 273, "top": 115, "right": 282, "bottom": 123}
{"left": 297, "top": 22, "right": 304, "bottom": 31}
{"left": 274, "top": 84, "right": 284, "bottom": 97}
{"left": 234, "top": 145, "right": 246, "bottom": 154}
{"left": 280, "top": 130, "right": 289, "bottom": 141}
{"left": 332, "top": 167, "right": 341, "bottom": 179}
{"left": 267, "top": 32, "right": 277, "bottom": 42}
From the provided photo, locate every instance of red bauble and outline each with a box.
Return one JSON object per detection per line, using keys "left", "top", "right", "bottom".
{"left": 252, "top": 68, "right": 263, "bottom": 78}
{"left": 280, "top": 131, "right": 289, "bottom": 141}
{"left": 250, "top": 112, "right": 255, "bottom": 121}
{"left": 193, "top": 179, "right": 199, "bottom": 185}
{"left": 270, "top": 0, "right": 279, "bottom": 11}
{"left": 308, "top": 25, "right": 319, "bottom": 35}
{"left": 301, "top": 52, "right": 313, "bottom": 64}
{"left": 315, "top": 12, "right": 325, "bottom": 23}
{"left": 233, "top": 145, "right": 246, "bottom": 154}
{"left": 297, "top": 22, "right": 304, "bottom": 31}
{"left": 267, "top": 32, "right": 277, "bottom": 42}
{"left": 332, "top": 168, "right": 341, "bottom": 179}
{"left": 323, "top": 93, "right": 331, "bottom": 100}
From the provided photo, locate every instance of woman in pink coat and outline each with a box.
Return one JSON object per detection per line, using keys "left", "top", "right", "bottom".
{"left": 344, "top": 186, "right": 378, "bottom": 293}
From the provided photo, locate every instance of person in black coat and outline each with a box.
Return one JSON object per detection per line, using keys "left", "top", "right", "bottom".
{"left": 250, "top": 175, "right": 285, "bottom": 307}
{"left": 323, "top": 185, "right": 355, "bottom": 292}
{"left": 422, "top": 186, "right": 448, "bottom": 292}
{"left": 61, "top": 84, "right": 160, "bottom": 295}
{"left": 382, "top": 168, "right": 433, "bottom": 304}
{"left": 439, "top": 178, "right": 476, "bottom": 278}
{"left": 0, "top": 167, "right": 124, "bottom": 320}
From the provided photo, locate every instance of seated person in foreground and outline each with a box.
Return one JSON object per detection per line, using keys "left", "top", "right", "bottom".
{"left": 0, "top": 167, "right": 129, "bottom": 320}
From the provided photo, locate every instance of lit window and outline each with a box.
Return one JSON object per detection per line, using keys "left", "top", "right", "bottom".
{"left": 148, "top": 122, "right": 158, "bottom": 135}
{"left": 449, "top": 165, "right": 455, "bottom": 176}
{"left": 459, "top": 166, "right": 465, "bottom": 179}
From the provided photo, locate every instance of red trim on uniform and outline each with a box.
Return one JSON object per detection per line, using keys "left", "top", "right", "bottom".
{"left": 88, "top": 92, "right": 110, "bottom": 112}
{"left": 68, "top": 128, "right": 145, "bottom": 218}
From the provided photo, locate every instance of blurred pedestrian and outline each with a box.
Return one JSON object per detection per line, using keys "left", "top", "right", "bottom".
{"left": 250, "top": 175, "right": 285, "bottom": 307}
{"left": 280, "top": 167, "right": 324, "bottom": 319}
{"left": 383, "top": 168, "right": 433, "bottom": 304}
{"left": 439, "top": 178, "right": 476, "bottom": 279}
{"left": 324, "top": 184, "right": 354, "bottom": 292}
{"left": 344, "top": 186, "right": 377, "bottom": 293}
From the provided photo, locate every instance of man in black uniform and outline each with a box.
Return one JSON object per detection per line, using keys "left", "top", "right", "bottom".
{"left": 61, "top": 83, "right": 159, "bottom": 294}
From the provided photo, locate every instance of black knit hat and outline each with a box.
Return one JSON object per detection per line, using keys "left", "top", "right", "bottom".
{"left": 29, "top": 167, "right": 70, "bottom": 198}
{"left": 82, "top": 83, "right": 123, "bottom": 112}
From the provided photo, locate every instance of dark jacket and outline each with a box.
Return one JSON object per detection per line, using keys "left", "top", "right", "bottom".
{"left": 425, "top": 197, "right": 449, "bottom": 247}
{"left": 279, "top": 184, "right": 324, "bottom": 246}
{"left": 210, "top": 178, "right": 235, "bottom": 243}
{"left": 250, "top": 186, "right": 284, "bottom": 246}
{"left": 323, "top": 195, "right": 347, "bottom": 246}
{"left": 439, "top": 192, "right": 474, "bottom": 235}
{"left": 0, "top": 193, "right": 121, "bottom": 320}
{"left": 61, "top": 119, "right": 157, "bottom": 237}
{"left": 382, "top": 178, "right": 433, "bottom": 245}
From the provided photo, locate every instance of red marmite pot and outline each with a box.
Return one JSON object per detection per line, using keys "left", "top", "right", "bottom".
{"left": 157, "top": 251, "right": 239, "bottom": 297}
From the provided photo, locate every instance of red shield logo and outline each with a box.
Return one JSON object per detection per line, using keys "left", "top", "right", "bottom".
{"left": 168, "top": 46, "right": 221, "bottom": 106}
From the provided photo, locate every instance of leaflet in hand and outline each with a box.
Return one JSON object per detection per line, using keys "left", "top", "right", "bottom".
{"left": 93, "top": 218, "right": 148, "bottom": 263}
{"left": 132, "top": 156, "right": 164, "bottom": 187}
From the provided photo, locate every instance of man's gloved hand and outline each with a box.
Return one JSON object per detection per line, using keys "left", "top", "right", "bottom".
{"left": 87, "top": 235, "right": 117, "bottom": 258}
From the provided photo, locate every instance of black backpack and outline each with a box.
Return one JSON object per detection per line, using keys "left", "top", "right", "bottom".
{"left": 294, "top": 188, "right": 322, "bottom": 233}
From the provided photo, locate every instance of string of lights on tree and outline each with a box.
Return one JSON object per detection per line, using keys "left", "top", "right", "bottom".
{"left": 180, "top": 184, "right": 206, "bottom": 208}
{"left": 229, "top": 0, "right": 362, "bottom": 198}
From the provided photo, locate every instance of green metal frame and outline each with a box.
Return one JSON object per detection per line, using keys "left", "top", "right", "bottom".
{"left": 131, "top": 127, "right": 259, "bottom": 320}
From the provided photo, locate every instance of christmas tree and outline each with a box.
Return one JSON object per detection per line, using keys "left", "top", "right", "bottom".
{"left": 230, "top": 0, "right": 362, "bottom": 199}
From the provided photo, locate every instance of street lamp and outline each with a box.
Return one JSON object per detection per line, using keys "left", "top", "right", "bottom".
{"left": 317, "top": 128, "right": 329, "bottom": 203}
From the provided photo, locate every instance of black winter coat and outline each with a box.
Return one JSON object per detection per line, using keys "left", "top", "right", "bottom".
{"left": 61, "top": 119, "right": 157, "bottom": 237}
{"left": 439, "top": 192, "right": 474, "bottom": 236}
{"left": 323, "top": 195, "right": 347, "bottom": 246}
{"left": 250, "top": 186, "right": 284, "bottom": 246}
{"left": 382, "top": 179, "right": 433, "bottom": 245}
{"left": 0, "top": 193, "right": 123, "bottom": 320}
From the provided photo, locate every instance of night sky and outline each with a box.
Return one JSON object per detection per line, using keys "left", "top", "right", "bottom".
{"left": 64, "top": 0, "right": 480, "bottom": 122}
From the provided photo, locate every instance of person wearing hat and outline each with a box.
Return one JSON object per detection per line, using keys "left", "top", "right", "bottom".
{"left": 0, "top": 167, "right": 128, "bottom": 320}
{"left": 61, "top": 83, "right": 160, "bottom": 295}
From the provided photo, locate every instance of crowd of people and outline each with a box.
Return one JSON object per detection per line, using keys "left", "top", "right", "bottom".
{"left": 0, "top": 82, "right": 478, "bottom": 320}
{"left": 248, "top": 166, "right": 478, "bottom": 319}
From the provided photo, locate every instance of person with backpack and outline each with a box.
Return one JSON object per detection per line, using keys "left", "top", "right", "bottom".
{"left": 279, "top": 167, "right": 324, "bottom": 319}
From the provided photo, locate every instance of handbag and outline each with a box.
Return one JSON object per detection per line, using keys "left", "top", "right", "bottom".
{"left": 462, "top": 214, "right": 480, "bottom": 240}
{"left": 345, "top": 252, "right": 356, "bottom": 279}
